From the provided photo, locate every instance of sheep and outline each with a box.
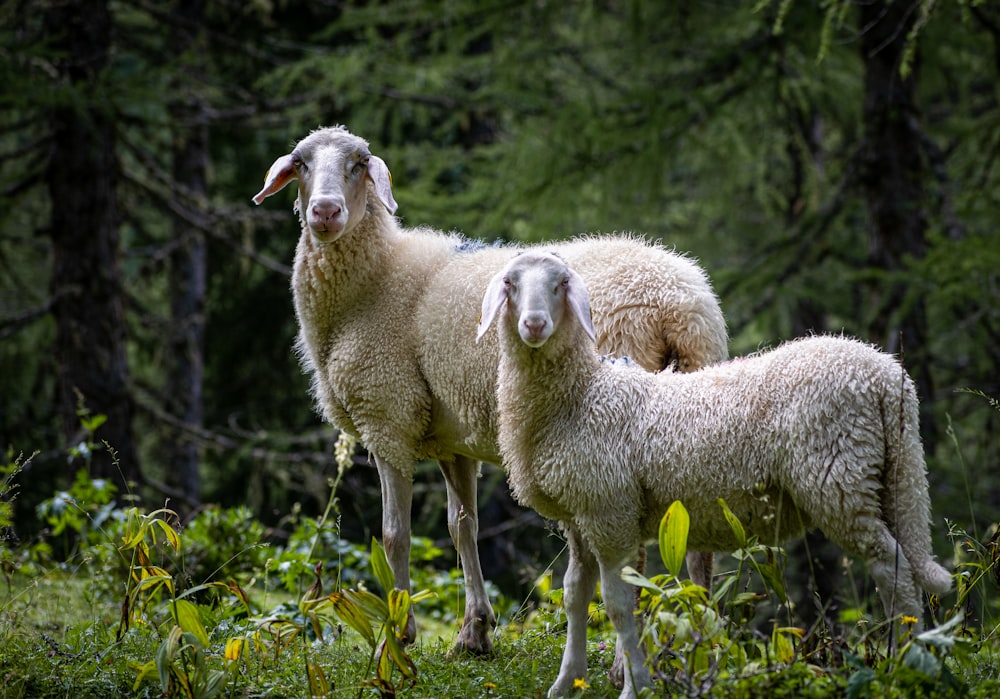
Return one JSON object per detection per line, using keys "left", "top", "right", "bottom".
{"left": 478, "top": 250, "right": 953, "bottom": 699}
{"left": 251, "top": 125, "right": 729, "bottom": 660}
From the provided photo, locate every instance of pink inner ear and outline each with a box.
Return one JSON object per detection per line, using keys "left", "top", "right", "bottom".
{"left": 252, "top": 155, "right": 297, "bottom": 204}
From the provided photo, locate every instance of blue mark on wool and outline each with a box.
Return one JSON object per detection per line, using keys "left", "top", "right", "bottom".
{"left": 454, "top": 238, "right": 505, "bottom": 254}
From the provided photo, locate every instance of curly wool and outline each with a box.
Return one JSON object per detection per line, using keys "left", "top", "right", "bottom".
{"left": 254, "top": 126, "right": 730, "bottom": 660}
{"left": 487, "top": 251, "right": 951, "bottom": 699}
{"left": 492, "top": 255, "right": 952, "bottom": 608}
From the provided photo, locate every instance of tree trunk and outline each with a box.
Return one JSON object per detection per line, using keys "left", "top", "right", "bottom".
{"left": 165, "top": 0, "right": 209, "bottom": 506}
{"left": 44, "top": 0, "right": 141, "bottom": 485}
{"left": 857, "top": 0, "right": 936, "bottom": 450}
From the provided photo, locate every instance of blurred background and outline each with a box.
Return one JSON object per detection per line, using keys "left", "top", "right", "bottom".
{"left": 1, "top": 0, "right": 998, "bottom": 613}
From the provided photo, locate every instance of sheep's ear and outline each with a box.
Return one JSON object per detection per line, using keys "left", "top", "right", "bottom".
{"left": 477, "top": 270, "right": 508, "bottom": 343}
{"left": 252, "top": 154, "right": 297, "bottom": 205}
{"left": 566, "top": 269, "right": 596, "bottom": 342}
{"left": 366, "top": 155, "right": 398, "bottom": 215}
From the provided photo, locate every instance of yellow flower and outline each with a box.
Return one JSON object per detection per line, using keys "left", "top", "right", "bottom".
{"left": 573, "top": 677, "right": 589, "bottom": 690}
{"left": 224, "top": 637, "right": 244, "bottom": 662}
{"left": 483, "top": 682, "right": 497, "bottom": 691}
{"left": 901, "top": 615, "right": 919, "bottom": 626}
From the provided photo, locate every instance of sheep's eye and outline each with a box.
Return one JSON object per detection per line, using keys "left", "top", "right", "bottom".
{"left": 503, "top": 276, "right": 511, "bottom": 288}
{"left": 559, "top": 277, "right": 569, "bottom": 290}
{"left": 291, "top": 155, "right": 305, "bottom": 171}
{"left": 348, "top": 153, "right": 370, "bottom": 177}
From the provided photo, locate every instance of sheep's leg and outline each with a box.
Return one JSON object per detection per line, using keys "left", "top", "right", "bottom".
{"left": 549, "top": 527, "right": 599, "bottom": 697}
{"left": 598, "top": 554, "right": 650, "bottom": 699}
{"left": 608, "top": 544, "right": 646, "bottom": 689}
{"left": 374, "top": 455, "right": 417, "bottom": 644}
{"left": 866, "top": 527, "right": 921, "bottom": 618}
{"left": 440, "top": 456, "right": 496, "bottom": 657}
{"left": 686, "top": 550, "right": 714, "bottom": 590}
{"left": 831, "top": 516, "right": 922, "bottom": 643}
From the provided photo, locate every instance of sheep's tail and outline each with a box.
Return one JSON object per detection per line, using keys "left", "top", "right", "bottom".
{"left": 882, "top": 369, "right": 953, "bottom": 596}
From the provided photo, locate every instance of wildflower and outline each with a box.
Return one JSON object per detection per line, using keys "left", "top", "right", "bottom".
{"left": 573, "top": 677, "right": 589, "bottom": 690}
{"left": 483, "top": 681, "right": 497, "bottom": 692}
{"left": 334, "top": 431, "right": 356, "bottom": 473}
{"left": 901, "top": 615, "right": 919, "bottom": 625}
{"left": 225, "top": 637, "right": 243, "bottom": 662}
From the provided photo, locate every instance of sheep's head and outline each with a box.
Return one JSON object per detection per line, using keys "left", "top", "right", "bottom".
{"left": 477, "top": 251, "right": 595, "bottom": 347}
{"left": 251, "top": 125, "right": 397, "bottom": 243}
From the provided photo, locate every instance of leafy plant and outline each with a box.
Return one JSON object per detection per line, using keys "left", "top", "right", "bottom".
{"left": 623, "top": 499, "right": 971, "bottom": 698}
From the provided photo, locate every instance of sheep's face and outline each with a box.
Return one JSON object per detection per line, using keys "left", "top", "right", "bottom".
{"left": 477, "top": 251, "right": 595, "bottom": 348}
{"left": 252, "top": 126, "right": 397, "bottom": 244}
{"left": 295, "top": 139, "right": 373, "bottom": 243}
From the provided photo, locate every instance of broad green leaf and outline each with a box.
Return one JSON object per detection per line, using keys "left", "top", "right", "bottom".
{"left": 385, "top": 632, "right": 418, "bottom": 680}
{"left": 370, "top": 537, "right": 395, "bottom": 594}
{"left": 620, "top": 565, "right": 665, "bottom": 594}
{"left": 754, "top": 548, "right": 788, "bottom": 602}
{"left": 377, "top": 638, "right": 394, "bottom": 684}
{"left": 132, "top": 659, "right": 158, "bottom": 692}
{"left": 174, "top": 599, "right": 209, "bottom": 648}
{"left": 771, "top": 626, "right": 797, "bottom": 664}
{"left": 157, "top": 625, "right": 183, "bottom": 690}
{"left": 717, "top": 498, "right": 747, "bottom": 549}
{"left": 307, "top": 662, "right": 330, "bottom": 698}
{"left": 328, "top": 591, "right": 376, "bottom": 646}
{"left": 198, "top": 669, "right": 228, "bottom": 699}
{"left": 916, "top": 611, "right": 964, "bottom": 651}
{"left": 345, "top": 589, "right": 389, "bottom": 621}
{"left": 410, "top": 588, "right": 436, "bottom": 604}
{"left": 388, "top": 588, "right": 412, "bottom": 631}
{"left": 658, "top": 500, "right": 689, "bottom": 577}
{"left": 902, "top": 644, "right": 942, "bottom": 678}
{"left": 152, "top": 518, "right": 181, "bottom": 552}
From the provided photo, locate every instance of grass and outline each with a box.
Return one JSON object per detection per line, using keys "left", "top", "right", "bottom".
{"left": 2, "top": 439, "right": 1000, "bottom": 698}
{"left": 0, "top": 567, "right": 602, "bottom": 699}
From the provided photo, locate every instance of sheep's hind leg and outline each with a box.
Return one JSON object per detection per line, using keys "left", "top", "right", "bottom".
{"left": 549, "top": 526, "right": 599, "bottom": 697}
{"left": 834, "top": 517, "right": 922, "bottom": 644}
{"left": 375, "top": 455, "right": 417, "bottom": 644}
{"left": 598, "top": 552, "right": 651, "bottom": 699}
{"left": 440, "top": 456, "right": 496, "bottom": 657}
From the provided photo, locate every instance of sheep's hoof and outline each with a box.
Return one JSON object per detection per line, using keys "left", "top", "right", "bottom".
{"left": 447, "top": 614, "right": 495, "bottom": 658}
{"left": 607, "top": 654, "right": 625, "bottom": 690}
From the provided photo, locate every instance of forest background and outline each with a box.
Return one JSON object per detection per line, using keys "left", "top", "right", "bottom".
{"left": 1, "top": 0, "right": 998, "bottom": 620}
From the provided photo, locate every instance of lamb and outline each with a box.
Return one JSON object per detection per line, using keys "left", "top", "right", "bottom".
{"left": 251, "top": 126, "right": 729, "bottom": 659}
{"left": 478, "top": 250, "right": 953, "bottom": 699}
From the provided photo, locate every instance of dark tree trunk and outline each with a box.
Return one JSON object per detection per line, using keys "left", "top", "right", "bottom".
{"left": 857, "top": 0, "right": 936, "bottom": 450}
{"left": 44, "top": 0, "right": 141, "bottom": 485}
{"left": 165, "top": 0, "right": 209, "bottom": 506}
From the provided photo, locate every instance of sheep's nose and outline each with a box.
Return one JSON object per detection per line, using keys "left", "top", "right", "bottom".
{"left": 311, "top": 198, "right": 342, "bottom": 223}
{"left": 522, "top": 318, "right": 547, "bottom": 336}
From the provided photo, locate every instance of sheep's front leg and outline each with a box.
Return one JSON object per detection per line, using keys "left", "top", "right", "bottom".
{"left": 686, "top": 551, "right": 714, "bottom": 590}
{"left": 599, "top": 555, "right": 650, "bottom": 699}
{"left": 549, "top": 526, "right": 599, "bottom": 697}
{"left": 375, "top": 455, "right": 417, "bottom": 644}
{"left": 439, "top": 456, "right": 496, "bottom": 657}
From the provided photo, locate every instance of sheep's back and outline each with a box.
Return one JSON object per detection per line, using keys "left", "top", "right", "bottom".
{"left": 416, "top": 236, "right": 730, "bottom": 466}
{"left": 635, "top": 336, "right": 907, "bottom": 545}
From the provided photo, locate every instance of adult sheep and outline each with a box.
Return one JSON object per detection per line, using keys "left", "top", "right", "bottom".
{"left": 478, "top": 250, "right": 952, "bottom": 699}
{"left": 251, "top": 126, "right": 729, "bottom": 658}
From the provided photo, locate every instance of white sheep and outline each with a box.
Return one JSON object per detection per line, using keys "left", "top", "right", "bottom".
{"left": 252, "top": 126, "right": 729, "bottom": 659}
{"left": 478, "top": 250, "right": 953, "bottom": 699}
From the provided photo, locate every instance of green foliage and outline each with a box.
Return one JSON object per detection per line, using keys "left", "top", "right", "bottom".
{"left": 36, "top": 468, "right": 117, "bottom": 540}
{"left": 618, "top": 501, "right": 983, "bottom": 699}
{"left": 2, "top": 472, "right": 1000, "bottom": 697}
